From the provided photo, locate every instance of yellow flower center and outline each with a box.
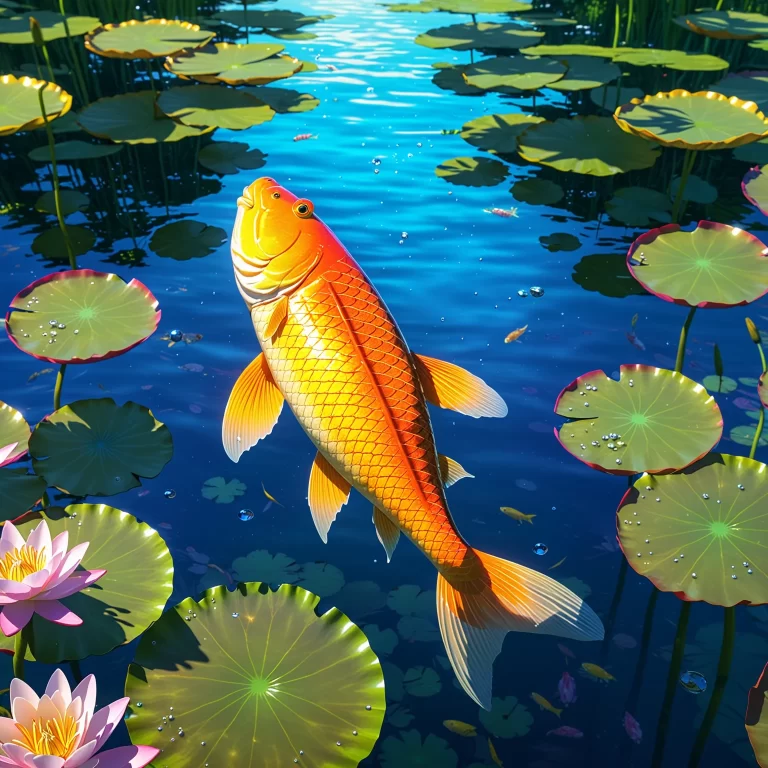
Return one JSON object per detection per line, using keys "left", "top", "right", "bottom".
{"left": 12, "top": 713, "right": 78, "bottom": 758}
{"left": 0, "top": 546, "right": 47, "bottom": 582}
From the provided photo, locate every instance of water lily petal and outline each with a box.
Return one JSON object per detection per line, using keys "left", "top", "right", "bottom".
{"left": 25, "top": 521, "right": 52, "bottom": 561}
{"left": 0, "top": 443, "right": 19, "bottom": 467}
{"left": 0, "top": 743, "right": 33, "bottom": 767}
{"left": 0, "top": 523, "right": 25, "bottom": 559}
{"left": 22, "top": 570, "right": 51, "bottom": 593}
{"left": 0, "top": 717, "right": 20, "bottom": 744}
{"left": 50, "top": 531, "right": 70, "bottom": 561}
{"left": 62, "top": 738, "right": 97, "bottom": 768}
{"left": 79, "top": 746, "right": 159, "bottom": 768}
{"left": 10, "top": 678, "right": 39, "bottom": 711}
{"left": 33, "top": 600, "right": 82, "bottom": 627}
{"left": 30, "top": 755, "right": 65, "bottom": 768}
{"left": 0, "top": 602, "right": 35, "bottom": 636}
{"left": 83, "top": 698, "right": 129, "bottom": 754}
{"left": 0, "top": 580, "right": 33, "bottom": 603}
{"left": 45, "top": 669, "right": 72, "bottom": 707}
{"left": 40, "top": 570, "right": 106, "bottom": 602}
{"left": 50, "top": 543, "right": 89, "bottom": 584}
{"left": 70, "top": 675, "right": 96, "bottom": 731}
{"left": 0, "top": 755, "right": 22, "bottom": 766}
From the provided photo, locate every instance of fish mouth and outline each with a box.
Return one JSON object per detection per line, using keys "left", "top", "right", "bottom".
{"left": 237, "top": 187, "right": 254, "bottom": 210}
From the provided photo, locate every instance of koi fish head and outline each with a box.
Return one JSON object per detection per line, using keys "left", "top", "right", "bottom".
{"left": 232, "top": 177, "right": 324, "bottom": 307}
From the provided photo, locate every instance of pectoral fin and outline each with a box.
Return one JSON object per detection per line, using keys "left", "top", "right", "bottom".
{"left": 439, "top": 454, "right": 474, "bottom": 487}
{"left": 413, "top": 353, "right": 508, "bottom": 419}
{"left": 222, "top": 353, "right": 284, "bottom": 463}
{"left": 308, "top": 452, "right": 351, "bottom": 543}
{"left": 373, "top": 507, "right": 400, "bottom": 563}
{"left": 263, "top": 295, "right": 289, "bottom": 341}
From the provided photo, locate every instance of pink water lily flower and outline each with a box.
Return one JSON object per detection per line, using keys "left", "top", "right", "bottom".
{"left": 0, "top": 443, "right": 19, "bottom": 468}
{"left": 0, "top": 520, "right": 106, "bottom": 637}
{"left": 0, "top": 668, "right": 159, "bottom": 767}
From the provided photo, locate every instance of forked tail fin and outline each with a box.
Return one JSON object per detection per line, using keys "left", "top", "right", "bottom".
{"left": 436, "top": 548, "right": 604, "bottom": 710}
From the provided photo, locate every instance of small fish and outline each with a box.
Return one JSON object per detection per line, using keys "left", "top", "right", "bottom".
{"left": 631, "top": 313, "right": 639, "bottom": 330}
{"left": 262, "top": 482, "right": 284, "bottom": 507}
{"left": 547, "top": 725, "right": 583, "bottom": 739}
{"left": 504, "top": 325, "right": 528, "bottom": 344}
{"left": 531, "top": 692, "right": 562, "bottom": 718}
{"left": 548, "top": 556, "right": 567, "bottom": 571}
{"left": 484, "top": 207, "right": 519, "bottom": 218}
{"left": 27, "top": 368, "right": 54, "bottom": 383}
{"left": 558, "top": 671, "right": 577, "bottom": 706}
{"left": 443, "top": 720, "right": 476, "bottom": 737}
{"left": 581, "top": 663, "right": 616, "bottom": 682}
{"left": 623, "top": 712, "right": 642, "bottom": 744}
{"left": 488, "top": 738, "right": 503, "bottom": 768}
{"left": 161, "top": 332, "right": 203, "bottom": 348}
{"left": 626, "top": 331, "right": 646, "bottom": 351}
{"left": 326, "top": 64, "right": 338, "bottom": 71}
{"left": 500, "top": 506, "right": 535, "bottom": 524}
{"left": 293, "top": 133, "right": 317, "bottom": 142}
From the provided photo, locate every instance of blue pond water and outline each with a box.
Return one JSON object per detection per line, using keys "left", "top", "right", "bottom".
{"left": 2, "top": 1, "right": 768, "bottom": 766}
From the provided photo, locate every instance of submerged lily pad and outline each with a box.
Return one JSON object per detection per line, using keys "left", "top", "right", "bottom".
{"left": 79, "top": 91, "right": 212, "bottom": 144}
{"left": 614, "top": 90, "right": 768, "bottom": 150}
{"left": 703, "top": 375, "right": 738, "bottom": 394}
{"left": 518, "top": 115, "right": 660, "bottom": 176}
{"left": 416, "top": 22, "right": 543, "bottom": 51}
{"left": 34, "top": 189, "right": 89, "bottom": 216}
{"left": 157, "top": 85, "right": 275, "bottom": 130}
{"left": 435, "top": 156, "right": 509, "bottom": 186}
{"left": 201, "top": 476, "right": 246, "bottom": 504}
{"left": 0, "top": 10, "right": 100, "bottom": 44}
{"left": 671, "top": 174, "right": 718, "bottom": 205}
{"left": 731, "top": 424, "right": 767, "bottom": 448}
{"left": 606, "top": 187, "right": 672, "bottom": 226}
{"left": 214, "top": 9, "right": 332, "bottom": 38}
{"left": 626, "top": 221, "right": 768, "bottom": 308}
{"left": 31, "top": 226, "right": 95, "bottom": 263}
{"left": 590, "top": 85, "right": 644, "bottom": 112}
{"left": 479, "top": 696, "right": 533, "bottom": 738}
{"left": 387, "top": 584, "right": 436, "bottom": 617}
{"left": 29, "top": 140, "right": 122, "bottom": 161}
{"left": 555, "top": 364, "right": 723, "bottom": 475}
{"left": 241, "top": 85, "right": 320, "bottom": 113}
{"left": 0, "top": 469, "right": 45, "bottom": 521}
{"left": 232, "top": 550, "right": 301, "bottom": 585}
{"left": 404, "top": 666, "right": 441, "bottom": 697}
{"left": 6, "top": 269, "right": 160, "bottom": 365}
{"left": 381, "top": 730, "right": 457, "bottom": 768}
{"left": 0, "top": 504, "right": 172, "bottom": 662}
{"left": 463, "top": 55, "right": 567, "bottom": 91}
{"left": 125, "top": 583, "right": 384, "bottom": 767}
{"left": 0, "top": 75, "right": 71, "bottom": 136}
{"left": 198, "top": 141, "right": 267, "bottom": 174}
{"left": 397, "top": 616, "right": 440, "bottom": 643}
{"left": 300, "top": 561, "right": 345, "bottom": 597}
{"left": 166, "top": 42, "right": 301, "bottom": 85}
{"left": 149, "top": 220, "right": 227, "bottom": 259}
{"left": 433, "top": 64, "right": 486, "bottom": 96}
{"left": 682, "top": 10, "right": 768, "bottom": 40}
{"left": 29, "top": 398, "right": 173, "bottom": 496}
{"left": 511, "top": 177, "right": 563, "bottom": 205}
{"left": 548, "top": 56, "right": 621, "bottom": 91}
{"left": 743, "top": 165, "right": 768, "bottom": 216}
{"left": 0, "top": 401, "right": 30, "bottom": 467}
{"left": 735, "top": 137, "right": 768, "bottom": 165}
{"left": 364, "top": 624, "right": 399, "bottom": 656}
{"left": 540, "top": 233, "right": 581, "bottom": 252}
{"left": 618, "top": 454, "right": 768, "bottom": 606}
{"left": 460, "top": 112, "right": 544, "bottom": 154}
{"left": 85, "top": 19, "right": 214, "bottom": 59}
{"left": 572, "top": 253, "right": 649, "bottom": 299}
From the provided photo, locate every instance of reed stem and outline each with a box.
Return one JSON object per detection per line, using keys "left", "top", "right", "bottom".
{"left": 53, "top": 363, "right": 67, "bottom": 411}
{"left": 675, "top": 306, "right": 697, "bottom": 374}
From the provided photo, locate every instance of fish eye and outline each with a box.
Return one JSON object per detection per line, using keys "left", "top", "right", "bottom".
{"left": 293, "top": 199, "right": 314, "bottom": 218}
{"left": 272, "top": 192, "right": 281, "bottom": 199}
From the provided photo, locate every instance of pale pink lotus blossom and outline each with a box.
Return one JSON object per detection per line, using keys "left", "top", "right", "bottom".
{"left": 0, "top": 520, "right": 106, "bottom": 637}
{"left": 0, "top": 444, "right": 19, "bottom": 468}
{"left": 0, "top": 668, "right": 159, "bottom": 767}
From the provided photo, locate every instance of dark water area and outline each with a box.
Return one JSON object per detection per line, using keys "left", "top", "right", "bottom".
{"left": 2, "top": 0, "right": 768, "bottom": 766}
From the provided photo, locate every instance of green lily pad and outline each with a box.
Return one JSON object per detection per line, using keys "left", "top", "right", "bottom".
{"left": 710, "top": 71, "right": 768, "bottom": 111}
{"left": 741, "top": 377, "right": 761, "bottom": 388}
{"left": 84, "top": 19, "right": 214, "bottom": 59}
{"left": 555, "top": 364, "right": 723, "bottom": 475}
{"left": 743, "top": 165, "right": 768, "bottom": 216}
{"left": 0, "top": 469, "right": 45, "bottom": 521}
{"left": 397, "top": 615, "right": 441, "bottom": 642}
{"left": 0, "top": 401, "right": 30, "bottom": 467}
{"left": 511, "top": 177, "right": 563, "bottom": 205}
{"left": 232, "top": 549, "right": 301, "bottom": 584}
{"left": 614, "top": 90, "right": 768, "bottom": 150}
{"left": 435, "top": 156, "right": 509, "bottom": 186}
{"left": 404, "top": 666, "right": 441, "bottom": 697}
{"left": 548, "top": 56, "right": 621, "bottom": 91}
{"left": 29, "top": 140, "right": 122, "bottom": 161}
{"left": 364, "top": 624, "right": 399, "bottom": 655}
{"left": 387, "top": 584, "right": 435, "bottom": 617}
{"left": 300, "top": 561, "right": 345, "bottom": 597}
{"left": 617, "top": 454, "right": 768, "bottom": 606}
{"left": 435, "top": 0, "right": 534, "bottom": 12}
{"left": 214, "top": 9, "right": 332, "bottom": 35}
{"left": 380, "top": 730, "right": 458, "bottom": 768}
{"left": 615, "top": 50, "right": 729, "bottom": 71}
{"left": 512, "top": 13, "right": 577, "bottom": 26}
{"left": 702, "top": 375, "right": 738, "bottom": 393}
{"left": 31, "top": 226, "right": 95, "bottom": 263}
{"left": 0, "top": 503, "right": 172, "bottom": 663}
{"left": 6, "top": 269, "right": 160, "bottom": 365}
{"left": 334, "top": 580, "right": 387, "bottom": 618}
{"left": 433, "top": 64, "right": 486, "bottom": 96}
{"left": 29, "top": 398, "right": 173, "bottom": 496}
{"left": 13, "top": 62, "right": 69, "bottom": 79}
{"left": 518, "top": 115, "right": 660, "bottom": 176}
{"left": 520, "top": 44, "right": 620, "bottom": 58}
{"left": 198, "top": 141, "right": 267, "bottom": 174}
{"left": 149, "top": 220, "right": 227, "bottom": 259}
{"left": 201, "top": 476, "right": 246, "bottom": 503}
{"left": 0, "top": 75, "right": 71, "bottom": 136}
{"left": 735, "top": 137, "right": 768, "bottom": 165}
{"left": 730, "top": 424, "right": 767, "bottom": 447}
{"left": 479, "top": 696, "right": 533, "bottom": 738}
{"left": 747, "top": 663, "right": 768, "bottom": 766}
{"left": 241, "top": 85, "right": 320, "bottom": 113}
{"left": 460, "top": 112, "right": 545, "bottom": 154}
{"left": 589, "top": 85, "right": 645, "bottom": 112}
{"left": 79, "top": 91, "right": 212, "bottom": 144}
{"left": 540, "top": 233, "right": 581, "bottom": 252}
{"left": 157, "top": 85, "right": 275, "bottom": 130}
{"left": 671, "top": 173, "right": 718, "bottom": 205}
{"left": 34, "top": 189, "right": 89, "bottom": 216}
{"left": 415, "top": 22, "right": 543, "bottom": 51}
{"left": 682, "top": 10, "right": 768, "bottom": 40}
{"left": 463, "top": 55, "right": 567, "bottom": 91}
{"left": 605, "top": 187, "right": 672, "bottom": 226}
{"left": 125, "top": 582, "right": 385, "bottom": 768}
{"left": 166, "top": 42, "right": 302, "bottom": 85}
{"left": 626, "top": 221, "right": 768, "bottom": 308}
{"left": 572, "top": 253, "right": 649, "bottom": 298}
{"left": 384, "top": 1, "right": 439, "bottom": 11}
{"left": 0, "top": 10, "right": 100, "bottom": 44}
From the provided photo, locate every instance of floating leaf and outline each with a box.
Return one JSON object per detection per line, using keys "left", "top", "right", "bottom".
{"left": 29, "top": 398, "right": 173, "bottom": 496}
{"left": 461, "top": 113, "right": 544, "bottom": 154}
{"left": 201, "top": 476, "right": 247, "bottom": 504}
{"left": 149, "top": 220, "right": 227, "bottom": 260}
{"left": 735, "top": 137, "right": 768, "bottom": 165}
{"left": 670, "top": 173, "right": 718, "bottom": 205}
{"left": 387, "top": 584, "right": 435, "bottom": 617}
{"left": 85, "top": 19, "right": 213, "bottom": 59}
{"left": 364, "top": 624, "right": 399, "bottom": 655}
{"left": 300, "top": 561, "right": 345, "bottom": 597}
{"left": 730, "top": 424, "right": 768, "bottom": 447}
{"left": 241, "top": 85, "right": 320, "bottom": 113}
{"left": 540, "top": 233, "right": 581, "bottom": 252}
{"left": 231, "top": 549, "right": 301, "bottom": 584}
{"left": 479, "top": 696, "right": 533, "bottom": 738}
{"left": 589, "top": 85, "right": 644, "bottom": 112}
{"left": 0, "top": 401, "right": 30, "bottom": 467}
{"left": 572, "top": 254, "right": 649, "bottom": 299}
{"left": 34, "top": 189, "right": 89, "bottom": 216}
{"left": 0, "top": 75, "right": 71, "bottom": 136}
{"left": 710, "top": 71, "right": 768, "bottom": 111}
{"left": 433, "top": 64, "right": 486, "bottom": 96}
{"left": 681, "top": 10, "right": 768, "bottom": 40}
{"left": 518, "top": 115, "right": 660, "bottom": 176}
{"left": 463, "top": 55, "right": 567, "bottom": 91}
{"left": 605, "top": 187, "right": 672, "bottom": 226}
{"left": 0, "top": 504, "right": 172, "bottom": 662}
{"left": 79, "top": 91, "right": 213, "bottom": 144}
{"left": 198, "top": 141, "right": 267, "bottom": 174}
{"left": 511, "top": 177, "right": 563, "bottom": 205}
{"left": 397, "top": 615, "right": 441, "bottom": 642}
{"left": 415, "top": 22, "right": 543, "bottom": 51}
{"left": 614, "top": 50, "right": 728, "bottom": 71}
{"left": 627, "top": 221, "right": 768, "bottom": 308}
{"left": 388, "top": 704, "right": 415, "bottom": 728}
{"left": 555, "top": 364, "right": 723, "bottom": 475}
{"left": 702, "top": 375, "right": 738, "bottom": 393}
{"left": 743, "top": 165, "right": 768, "bottom": 216}
{"left": 125, "top": 583, "right": 384, "bottom": 767}
{"left": 6, "top": 269, "right": 160, "bottom": 365}
{"left": 157, "top": 85, "right": 275, "bottom": 130}
{"left": 214, "top": 9, "right": 332, "bottom": 36}
{"left": 380, "top": 730, "right": 458, "bottom": 768}
{"left": 28, "top": 140, "right": 122, "bottom": 161}
{"left": 404, "top": 666, "right": 442, "bottom": 696}
{"left": 548, "top": 56, "right": 621, "bottom": 91}
{"left": 31, "top": 226, "right": 95, "bottom": 262}
{"left": 614, "top": 90, "right": 768, "bottom": 150}
{"left": 617, "top": 454, "right": 768, "bottom": 606}
{"left": 0, "top": 10, "right": 100, "bottom": 44}
{"left": 435, "top": 155, "right": 509, "bottom": 186}
{"left": 0, "top": 469, "right": 45, "bottom": 521}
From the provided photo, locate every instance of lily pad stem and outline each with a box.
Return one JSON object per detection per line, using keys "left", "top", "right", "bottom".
{"left": 70, "top": 659, "right": 83, "bottom": 684}
{"left": 53, "top": 363, "right": 67, "bottom": 411}
{"left": 12, "top": 625, "right": 32, "bottom": 681}
{"left": 624, "top": 0, "right": 634, "bottom": 44}
{"left": 650, "top": 600, "right": 692, "bottom": 768}
{"left": 612, "top": 0, "right": 620, "bottom": 48}
{"left": 600, "top": 556, "right": 628, "bottom": 662}
{"left": 672, "top": 148, "right": 697, "bottom": 222}
{"left": 58, "top": 0, "right": 90, "bottom": 104}
{"left": 686, "top": 606, "right": 735, "bottom": 767}
{"left": 674, "top": 306, "right": 697, "bottom": 374}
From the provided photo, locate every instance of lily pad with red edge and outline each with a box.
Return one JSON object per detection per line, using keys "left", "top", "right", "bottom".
{"left": 0, "top": 469, "right": 45, "bottom": 521}
{"left": 460, "top": 113, "right": 545, "bottom": 154}
{"left": 743, "top": 165, "right": 768, "bottom": 216}
{"left": 626, "top": 221, "right": 768, "bottom": 308}
{"left": 29, "top": 398, "right": 173, "bottom": 496}
{"left": 124, "top": 582, "right": 385, "bottom": 768}
{"left": 0, "top": 503, "right": 173, "bottom": 662}
{"left": 0, "top": 401, "right": 30, "bottom": 467}
{"left": 555, "top": 364, "right": 723, "bottom": 476}
{"left": 6, "top": 269, "right": 160, "bottom": 365}
{"left": 617, "top": 454, "right": 768, "bottom": 606}
{"left": 747, "top": 662, "right": 768, "bottom": 766}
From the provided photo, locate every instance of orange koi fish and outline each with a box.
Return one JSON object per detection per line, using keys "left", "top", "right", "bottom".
{"left": 223, "top": 177, "right": 603, "bottom": 708}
